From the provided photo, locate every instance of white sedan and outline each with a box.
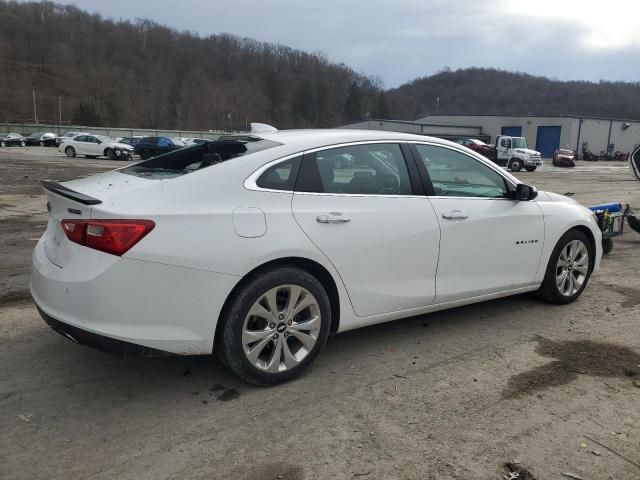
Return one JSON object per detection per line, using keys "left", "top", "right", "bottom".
{"left": 59, "top": 134, "right": 134, "bottom": 160}
{"left": 32, "top": 130, "right": 602, "bottom": 385}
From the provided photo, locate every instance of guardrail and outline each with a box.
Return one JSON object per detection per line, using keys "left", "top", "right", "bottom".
{"left": 0, "top": 123, "right": 237, "bottom": 139}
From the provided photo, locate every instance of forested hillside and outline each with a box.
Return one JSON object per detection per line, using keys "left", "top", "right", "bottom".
{"left": 1, "top": 1, "right": 639, "bottom": 131}
{"left": 0, "top": 1, "right": 384, "bottom": 130}
{"left": 387, "top": 68, "right": 640, "bottom": 120}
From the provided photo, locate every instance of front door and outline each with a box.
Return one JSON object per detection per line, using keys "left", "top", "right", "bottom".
{"left": 495, "top": 137, "right": 511, "bottom": 165}
{"left": 292, "top": 142, "right": 440, "bottom": 317}
{"left": 411, "top": 143, "right": 545, "bottom": 303}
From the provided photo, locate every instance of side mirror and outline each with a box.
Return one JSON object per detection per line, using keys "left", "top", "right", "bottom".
{"left": 515, "top": 183, "right": 538, "bottom": 201}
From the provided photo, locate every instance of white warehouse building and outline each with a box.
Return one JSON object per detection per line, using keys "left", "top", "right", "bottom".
{"left": 340, "top": 114, "right": 640, "bottom": 159}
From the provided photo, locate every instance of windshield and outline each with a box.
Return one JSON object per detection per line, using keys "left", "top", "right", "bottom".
{"left": 95, "top": 135, "right": 112, "bottom": 143}
{"left": 122, "top": 138, "right": 282, "bottom": 179}
{"left": 512, "top": 138, "right": 527, "bottom": 149}
{"left": 558, "top": 149, "right": 574, "bottom": 155}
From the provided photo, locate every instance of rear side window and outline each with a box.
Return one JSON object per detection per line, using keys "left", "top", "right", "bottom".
{"left": 122, "top": 137, "right": 282, "bottom": 179}
{"left": 296, "top": 144, "right": 413, "bottom": 195}
{"left": 257, "top": 157, "right": 301, "bottom": 191}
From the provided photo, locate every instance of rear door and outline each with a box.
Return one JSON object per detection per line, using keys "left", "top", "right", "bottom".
{"left": 411, "top": 143, "right": 545, "bottom": 303}
{"left": 291, "top": 142, "right": 440, "bottom": 317}
{"left": 73, "top": 136, "right": 91, "bottom": 155}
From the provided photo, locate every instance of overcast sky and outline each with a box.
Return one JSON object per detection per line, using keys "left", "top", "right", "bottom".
{"left": 67, "top": 0, "right": 640, "bottom": 88}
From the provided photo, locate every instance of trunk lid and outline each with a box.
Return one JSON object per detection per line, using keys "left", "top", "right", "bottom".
{"left": 42, "top": 172, "right": 160, "bottom": 267}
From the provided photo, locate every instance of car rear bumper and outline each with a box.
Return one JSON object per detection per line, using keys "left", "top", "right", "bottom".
{"left": 30, "top": 236, "right": 240, "bottom": 355}
{"left": 37, "top": 305, "right": 167, "bottom": 358}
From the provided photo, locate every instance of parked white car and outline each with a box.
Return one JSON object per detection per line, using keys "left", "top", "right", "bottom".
{"left": 32, "top": 130, "right": 602, "bottom": 385}
{"left": 59, "top": 134, "right": 134, "bottom": 160}
{"left": 56, "top": 131, "right": 89, "bottom": 146}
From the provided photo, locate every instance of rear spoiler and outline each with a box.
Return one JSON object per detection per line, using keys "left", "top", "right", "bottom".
{"left": 41, "top": 181, "right": 102, "bottom": 205}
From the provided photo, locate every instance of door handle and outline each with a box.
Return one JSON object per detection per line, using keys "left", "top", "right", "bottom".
{"left": 316, "top": 213, "right": 351, "bottom": 224}
{"left": 442, "top": 210, "right": 469, "bottom": 220}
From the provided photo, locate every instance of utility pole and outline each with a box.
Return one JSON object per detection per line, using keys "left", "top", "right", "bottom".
{"left": 58, "top": 96, "right": 62, "bottom": 133}
{"left": 32, "top": 90, "right": 38, "bottom": 125}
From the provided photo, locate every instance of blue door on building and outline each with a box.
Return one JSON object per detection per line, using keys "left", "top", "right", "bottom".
{"left": 535, "top": 126, "right": 561, "bottom": 158}
{"left": 501, "top": 126, "right": 522, "bottom": 137}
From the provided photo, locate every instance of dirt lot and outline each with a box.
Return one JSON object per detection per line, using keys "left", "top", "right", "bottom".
{"left": 1, "top": 148, "right": 639, "bottom": 480}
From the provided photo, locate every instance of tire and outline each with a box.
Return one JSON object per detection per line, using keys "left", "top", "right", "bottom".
{"left": 510, "top": 158, "right": 523, "bottom": 172}
{"left": 525, "top": 166, "right": 537, "bottom": 172}
{"left": 602, "top": 238, "right": 614, "bottom": 255}
{"left": 106, "top": 149, "right": 117, "bottom": 160}
{"left": 218, "top": 267, "right": 332, "bottom": 386}
{"left": 65, "top": 146, "right": 76, "bottom": 158}
{"left": 0, "top": 141, "right": 5, "bottom": 147}
{"left": 20, "top": 141, "right": 25, "bottom": 147}
{"left": 139, "top": 150, "right": 151, "bottom": 160}
{"left": 627, "top": 214, "right": 640, "bottom": 234}
{"left": 536, "top": 229, "right": 593, "bottom": 304}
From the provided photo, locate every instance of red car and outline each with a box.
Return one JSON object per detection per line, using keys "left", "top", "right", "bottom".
{"left": 553, "top": 149, "right": 576, "bottom": 167}
{"left": 454, "top": 138, "right": 497, "bottom": 161}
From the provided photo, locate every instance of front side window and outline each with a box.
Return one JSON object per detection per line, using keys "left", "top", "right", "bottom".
{"left": 297, "top": 144, "right": 413, "bottom": 195}
{"left": 414, "top": 144, "right": 509, "bottom": 199}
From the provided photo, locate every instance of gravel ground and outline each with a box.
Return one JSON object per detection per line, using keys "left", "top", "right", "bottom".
{"left": 1, "top": 148, "right": 639, "bottom": 480}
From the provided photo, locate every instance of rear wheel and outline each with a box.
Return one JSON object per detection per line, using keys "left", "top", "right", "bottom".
{"left": 510, "top": 158, "right": 523, "bottom": 172}
{"left": 525, "top": 166, "right": 537, "bottom": 172}
{"left": 0, "top": 141, "right": 5, "bottom": 147}
{"left": 219, "top": 267, "right": 331, "bottom": 385}
{"left": 39, "top": 141, "right": 45, "bottom": 147}
{"left": 602, "top": 238, "right": 614, "bottom": 255}
{"left": 20, "top": 141, "right": 26, "bottom": 147}
{"left": 536, "top": 230, "right": 593, "bottom": 304}
{"left": 65, "top": 146, "right": 76, "bottom": 158}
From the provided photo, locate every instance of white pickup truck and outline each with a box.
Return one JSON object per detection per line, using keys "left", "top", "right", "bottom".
{"left": 494, "top": 135, "right": 543, "bottom": 172}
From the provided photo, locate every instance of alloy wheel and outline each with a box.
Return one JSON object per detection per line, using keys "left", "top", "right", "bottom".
{"left": 556, "top": 239, "right": 589, "bottom": 296}
{"left": 242, "top": 285, "right": 321, "bottom": 373}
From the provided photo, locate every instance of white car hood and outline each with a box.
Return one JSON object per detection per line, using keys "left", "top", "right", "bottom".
{"left": 539, "top": 190, "right": 580, "bottom": 205}
{"left": 108, "top": 142, "right": 133, "bottom": 150}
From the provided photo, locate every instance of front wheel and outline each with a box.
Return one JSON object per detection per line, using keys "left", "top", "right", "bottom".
{"left": 536, "top": 230, "right": 593, "bottom": 304}
{"left": 20, "top": 141, "right": 26, "bottom": 147}
{"left": 602, "top": 238, "right": 614, "bottom": 255}
{"left": 525, "top": 166, "right": 537, "bottom": 172}
{"left": 106, "top": 149, "right": 117, "bottom": 160}
{"left": 510, "top": 159, "right": 523, "bottom": 172}
{"left": 65, "top": 146, "right": 76, "bottom": 158}
{"left": 219, "top": 267, "right": 331, "bottom": 385}
{"left": 39, "top": 141, "right": 45, "bottom": 147}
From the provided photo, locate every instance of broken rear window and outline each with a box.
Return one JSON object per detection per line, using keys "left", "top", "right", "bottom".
{"left": 121, "top": 137, "right": 282, "bottom": 179}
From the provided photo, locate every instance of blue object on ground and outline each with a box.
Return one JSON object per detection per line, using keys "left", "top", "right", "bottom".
{"left": 589, "top": 203, "right": 622, "bottom": 213}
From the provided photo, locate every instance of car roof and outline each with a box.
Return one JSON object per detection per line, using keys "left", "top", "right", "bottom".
{"left": 256, "top": 129, "right": 454, "bottom": 150}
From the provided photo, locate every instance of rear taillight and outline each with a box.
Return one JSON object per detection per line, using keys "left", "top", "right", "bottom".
{"left": 61, "top": 219, "right": 155, "bottom": 256}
